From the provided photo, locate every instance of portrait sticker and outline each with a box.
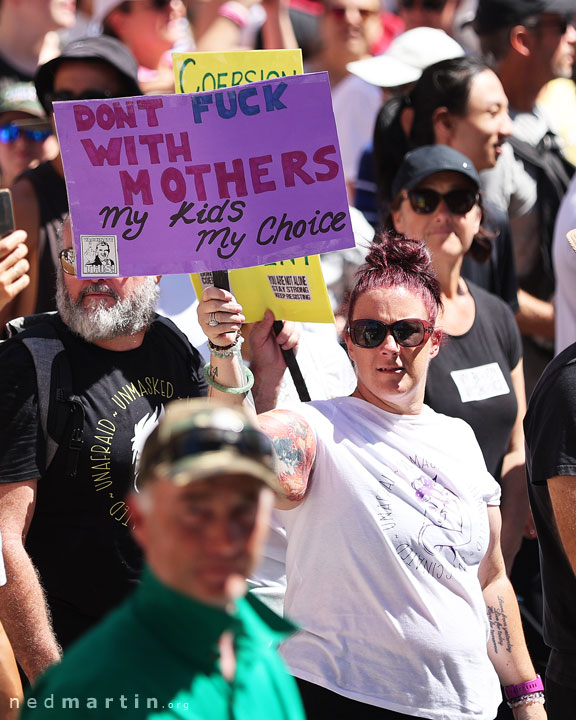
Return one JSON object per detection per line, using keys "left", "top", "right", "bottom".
{"left": 80, "top": 235, "right": 119, "bottom": 277}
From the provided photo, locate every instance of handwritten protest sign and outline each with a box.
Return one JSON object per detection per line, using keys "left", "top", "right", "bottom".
{"left": 190, "top": 255, "right": 334, "bottom": 323}
{"left": 53, "top": 72, "right": 354, "bottom": 279}
{"left": 173, "top": 49, "right": 303, "bottom": 93}
{"left": 178, "top": 49, "right": 332, "bottom": 324}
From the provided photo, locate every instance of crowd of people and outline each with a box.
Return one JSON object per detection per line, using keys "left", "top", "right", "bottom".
{"left": 0, "top": 0, "right": 576, "bottom": 719}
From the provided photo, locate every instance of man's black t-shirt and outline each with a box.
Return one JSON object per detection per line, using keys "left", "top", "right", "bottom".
{"left": 525, "top": 343, "right": 576, "bottom": 685}
{"left": 0, "top": 315, "right": 207, "bottom": 647}
{"left": 425, "top": 283, "right": 522, "bottom": 478}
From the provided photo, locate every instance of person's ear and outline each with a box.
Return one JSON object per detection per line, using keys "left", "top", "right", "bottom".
{"left": 126, "top": 493, "right": 146, "bottom": 545}
{"left": 154, "top": 275, "right": 162, "bottom": 285}
{"left": 429, "top": 329, "right": 442, "bottom": 359}
{"left": 344, "top": 328, "right": 356, "bottom": 366}
{"left": 471, "top": 204, "right": 481, "bottom": 236}
{"left": 105, "top": 8, "right": 128, "bottom": 37}
{"left": 432, "top": 106, "right": 454, "bottom": 144}
{"left": 400, "top": 105, "right": 414, "bottom": 138}
{"left": 510, "top": 25, "right": 533, "bottom": 57}
{"left": 391, "top": 201, "right": 406, "bottom": 235}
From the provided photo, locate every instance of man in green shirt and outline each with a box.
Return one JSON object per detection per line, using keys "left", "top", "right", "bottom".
{"left": 19, "top": 401, "right": 304, "bottom": 720}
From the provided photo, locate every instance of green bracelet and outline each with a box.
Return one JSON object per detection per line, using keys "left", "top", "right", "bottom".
{"left": 203, "top": 363, "right": 254, "bottom": 394}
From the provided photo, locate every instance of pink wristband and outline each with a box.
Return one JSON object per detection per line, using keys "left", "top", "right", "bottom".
{"left": 504, "top": 675, "right": 544, "bottom": 701}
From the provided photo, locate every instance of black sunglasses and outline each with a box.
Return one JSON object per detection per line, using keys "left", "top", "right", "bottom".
{"left": 406, "top": 188, "right": 479, "bottom": 215}
{"left": 348, "top": 318, "right": 435, "bottom": 349}
{"left": 399, "top": 0, "right": 448, "bottom": 10}
{"left": 45, "top": 89, "right": 118, "bottom": 112}
{"left": 525, "top": 14, "right": 574, "bottom": 36}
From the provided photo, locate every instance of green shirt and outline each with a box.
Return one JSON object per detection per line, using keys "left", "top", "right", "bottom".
{"left": 21, "top": 569, "right": 304, "bottom": 720}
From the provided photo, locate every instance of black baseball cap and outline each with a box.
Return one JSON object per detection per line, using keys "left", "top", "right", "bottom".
{"left": 35, "top": 35, "right": 142, "bottom": 114}
{"left": 474, "top": 0, "right": 576, "bottom": 35}
{"left": 392, "top": 145, "right": 480, "bottom": 199}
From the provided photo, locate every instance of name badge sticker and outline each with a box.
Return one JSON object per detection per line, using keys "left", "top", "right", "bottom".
{"left": 450, "top": 362, "right": 510, "bottom": 403}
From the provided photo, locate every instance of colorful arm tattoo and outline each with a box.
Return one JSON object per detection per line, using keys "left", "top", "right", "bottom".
{"left": 259, "top": 409, "right": 316, "bottom": 502}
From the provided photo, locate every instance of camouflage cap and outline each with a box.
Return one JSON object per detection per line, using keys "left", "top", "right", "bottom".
{"left": 0, "top": 82, "right": 45, "bottom": 119}
{"left": 137, "top": 400, "right": 280, "bottom": 492}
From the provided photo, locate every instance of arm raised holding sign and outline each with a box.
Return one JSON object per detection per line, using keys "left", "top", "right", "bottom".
{"left": 197, "top": 286, "right": 298, "bottom": 413}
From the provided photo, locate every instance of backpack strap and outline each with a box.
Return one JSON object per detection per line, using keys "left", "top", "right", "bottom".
{"left": 4, "top": 313, "right": 85, "bottom": 477}
{"left": 508, "top": 133, "right": 575, "bottom": 296}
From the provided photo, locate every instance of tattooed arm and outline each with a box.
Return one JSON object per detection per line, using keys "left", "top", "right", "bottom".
{"left": 259, "top": 409, "right": 317, "bottom": 510}
{"left": 479, "top": 507, "right": 546, "bottom": 719}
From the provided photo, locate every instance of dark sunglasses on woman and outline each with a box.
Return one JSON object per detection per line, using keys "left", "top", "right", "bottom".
{"left": 406, "top": 188, "right": 479, "bottom": 215}
{"left": 348, "top": 318, "right": 435, "bottom": 349}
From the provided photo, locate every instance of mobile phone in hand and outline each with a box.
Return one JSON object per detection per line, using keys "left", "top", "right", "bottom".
{"left": 0, "top": 189, "right": 15, "bottom": 238}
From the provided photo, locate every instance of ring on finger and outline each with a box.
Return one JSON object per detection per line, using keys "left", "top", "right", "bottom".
{"left": 208, "top": 312, "right": 219, "bottom": 327}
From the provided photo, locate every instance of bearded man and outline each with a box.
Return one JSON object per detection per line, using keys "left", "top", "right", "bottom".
{"left": 0, "top": 218, "right": 207, "bottom": 684}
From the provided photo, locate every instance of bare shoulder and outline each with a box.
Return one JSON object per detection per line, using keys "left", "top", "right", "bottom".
{"left": 259, "top": 409, "right": 317, "bottom": 507}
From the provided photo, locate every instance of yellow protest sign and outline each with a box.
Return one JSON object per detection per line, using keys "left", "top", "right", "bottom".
{"left": 190, "top": 255, "right": 334, "bottom": 323}
{"left": 173, "top": 49, "right": 303, "bottom": 94}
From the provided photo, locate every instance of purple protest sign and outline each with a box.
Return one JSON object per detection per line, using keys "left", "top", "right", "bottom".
{"left": 53, "top": 72, "right": 354, "bottom": 279}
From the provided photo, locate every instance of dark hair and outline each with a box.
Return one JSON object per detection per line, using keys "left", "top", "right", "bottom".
{"left": 347, "top": 230, "right": 442, "bottom": 327}
{"left": 373, "top": 56, "right": 490, "bottom": 212}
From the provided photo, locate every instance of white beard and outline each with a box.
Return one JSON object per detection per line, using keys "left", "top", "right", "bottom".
{"left": 56, "top": 276, "right": 160, "bottom": 342}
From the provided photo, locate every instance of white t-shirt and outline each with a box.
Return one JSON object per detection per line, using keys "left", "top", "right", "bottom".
{"left": 281, "top": 396, "right": 502, "bottom": 720}
{"left": 332, "top": 74, "right": 382, "bottom": 185}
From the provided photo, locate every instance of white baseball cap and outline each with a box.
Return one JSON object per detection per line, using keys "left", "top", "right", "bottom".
{"left": 347, "top": 27, "right": 465, "bottom": 89}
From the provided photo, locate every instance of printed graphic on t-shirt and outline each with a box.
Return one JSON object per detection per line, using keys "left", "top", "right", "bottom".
{"left": 90, "top": 376, "right": 183, "bottom": 528}
{"left": 371, "top": 452, "right": 482, "bottom": 582}
{"left": 412, "top": 473, "right": 471, "bottom": 572}
{"left": 450, "top": 362, "right": 510, "bottom": 402}
{"left": 131, "top": 406, "right": 165, "bottom": 492}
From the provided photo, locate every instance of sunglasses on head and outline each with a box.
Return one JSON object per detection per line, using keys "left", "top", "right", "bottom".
{"left": 348, "top": 318, "right": 435, "bottom": 349}
{"left": 406, "top": 188, "right": 479, "bottom": 215}
{"left": 399, "top": 0, "right": 448, "bottom": 10}
{"left": 0, "top": 123, "right": 52, "bottom": 144}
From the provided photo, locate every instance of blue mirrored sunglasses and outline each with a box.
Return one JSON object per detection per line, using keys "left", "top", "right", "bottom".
{"left": 0, "top": 123, "right": 52, "bottom": 144}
